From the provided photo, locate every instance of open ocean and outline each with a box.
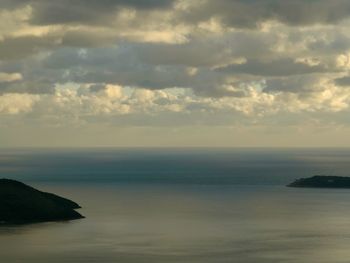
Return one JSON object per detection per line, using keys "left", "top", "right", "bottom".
{"left": 1, "top": 148, "right": 350, "bottom": 262}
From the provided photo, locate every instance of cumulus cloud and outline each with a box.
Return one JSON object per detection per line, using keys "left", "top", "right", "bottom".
{"left": 1, "top": 83, "right": 350, "bottom": 125}
{"left": 0, "top": 93, "right": 39, "bottom": 114}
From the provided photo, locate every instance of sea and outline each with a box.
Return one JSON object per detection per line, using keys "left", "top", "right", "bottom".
{"left": 1, "top": 148, "right": 350, "bottom": 263}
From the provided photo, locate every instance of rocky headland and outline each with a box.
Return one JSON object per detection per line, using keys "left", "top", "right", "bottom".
{"left": 0, "top": 179, "right": 84, "bottom": 225}
{"left": 288, "top": 175, "right": 350, "bottom": 188}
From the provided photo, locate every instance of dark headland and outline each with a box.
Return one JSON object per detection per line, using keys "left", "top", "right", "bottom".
{"left": 0, "top": 179, "right": 84, "bottom": 225}
{"left": 288, "top": 175, "right": 350, "bottom": 188}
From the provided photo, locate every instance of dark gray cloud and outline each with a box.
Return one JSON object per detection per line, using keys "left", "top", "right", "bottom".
{"left": 0, "top": 30, "right": 118, "bottom": 61}
{"left": 89, "top": 84, "right": 106, "bottom": 93}
{"left": 133, "top": 32, "right": 275, "bottom": 67}
{"left": 182, "top": 0, "right": 350, "bottom": 28}
{"left": 0, "top": 35, "right": 59, "bottom": 60}
{"left": 41, "top": 46, "right": 224, "bottom": 92}
{"left": 135, "top": 42, "right": 231, "bottom": 67}
{"left": 264, "top": 75, "right": 322, "bottom": 93}
{"left": 4, "top": 0, "right": 350, "bottom": 28}
{"left": 216, "top": 58, "right": 330, "bottom": 77}
{"left": 0, "top": 80, "right": 54, "bottom": 95}
{"left": 0, "top": 0, "right": 175, "bottom": 11}
{"left": 0, "top": 0, "right": 27, "bottom": 9}
{"left": 0, "top": 0, "right": 175, "bottom": 25}
{"left": 61, "top": 30, "right": 117, "bottom": 48}
{"left": 335, "top": 76, "right": 350, "bottom": 86}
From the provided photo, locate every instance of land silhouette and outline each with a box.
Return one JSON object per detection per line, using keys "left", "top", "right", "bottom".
{"left": 288, "top": 175, "right": 350, "bottom": 188}
{"left": 0, "top": 179, "right": 83, "bottom": 224}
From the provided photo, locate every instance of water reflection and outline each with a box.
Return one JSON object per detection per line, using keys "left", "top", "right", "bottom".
{"left": 1, "top": 184, "right": 350, "bottom": 262}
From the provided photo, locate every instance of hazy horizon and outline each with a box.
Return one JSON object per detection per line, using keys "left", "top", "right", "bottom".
{"left": 2, "top": 147, "right": 350, "bottom": 185}
{"left": 2, "top": 148, "right": 350, "bottom": 262}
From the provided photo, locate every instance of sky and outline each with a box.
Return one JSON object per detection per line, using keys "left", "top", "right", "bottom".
{"left": 1, "top": 0, "right": 350, "bottom": 147}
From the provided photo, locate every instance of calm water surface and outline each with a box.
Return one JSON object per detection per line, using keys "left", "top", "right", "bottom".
{"left": 1, "top": 148, "right": 350, "bottom": 262}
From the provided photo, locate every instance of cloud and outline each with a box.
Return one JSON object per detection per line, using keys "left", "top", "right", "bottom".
{"left": 3, "top": 0, "right": 350, "bottom": 29}
{"left": 0, "top": 72, "right": 22, "bottom": 82}
{"left": 1, "top": 83, "right": 350, "bottom": 124}
{"left": 0, "top": 93, "right": 39, "bottom": 114}
{"left": 334, "top": 76, "right": 350, "bottom": 86}
{"left": 263, "top": 75, "right": 332, "bottom": 94}
{"left": 3, "top": 0, "right": 350, "bottom": 147}
{"left": 40, "top": 46, "right": 224, "bottom": 92}
{"left": 0, "top": 80, "right": 54, "bottom": 95}
{"left": 216, "top": 58, "right": 330, "bottom": 77}
{"left": 0, "top": 34, "right": 59, "bottom": 60}
{"left": 0, "top": 0, "right": 175, "bottom": 25}
{"left": 181, "top": 0, "right": 350, "bottom": 29}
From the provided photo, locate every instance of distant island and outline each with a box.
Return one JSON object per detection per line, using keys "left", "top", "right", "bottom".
{"left": 288, "top": 175, "right": 350, "bottom": 188}
{"left": 0, "top": 179, "right": 84, "bottom": 225}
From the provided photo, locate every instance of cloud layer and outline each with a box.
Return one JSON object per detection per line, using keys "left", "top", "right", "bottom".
{"left": 1, "top": 0, "right": 350, "bottom": 146}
